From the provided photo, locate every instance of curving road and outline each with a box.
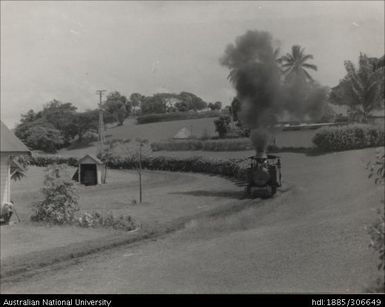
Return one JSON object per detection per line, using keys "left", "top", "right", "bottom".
{"left": 1, "top": 149, "right": 383, "bottom": 293}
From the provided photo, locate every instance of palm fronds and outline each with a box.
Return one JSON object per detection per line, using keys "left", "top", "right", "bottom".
{"left": 278, "top": 45, "right": 318, "bottom": 82}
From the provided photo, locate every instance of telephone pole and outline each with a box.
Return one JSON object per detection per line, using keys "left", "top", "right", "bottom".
{"left": 96, "top": 90, "right": 106, "bottom": 156}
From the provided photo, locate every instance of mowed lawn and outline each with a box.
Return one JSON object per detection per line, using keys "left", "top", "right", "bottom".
{"left": 1, "top": 148, "right": 383, "bottom": 293}
{"left": 0, "top": 165, "right": 241, "bottom": 262}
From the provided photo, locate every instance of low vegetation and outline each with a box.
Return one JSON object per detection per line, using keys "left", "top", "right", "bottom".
{"left": 29, "top": 155, "right": 78, "bottom": 167}
{"left": 312, "top": 125, "right": 384, "bottom": 152}
{"left": 214, "top": 115, "right": 231, "bottom": 138}
{"left": 78, "top": 211, "right": 138, "bottom": 231}
{"left": 105, "top": 155, "right": 249, "bottom": 183}
{"left": 31, "top": 164, "right": 80, "bottom": 224}
{"left": 29, "top": 163, "right": 138, "bottom": 230}
{"left": 366, "top": 149, "right": 385, "bottom": 292}
{"left": 151, "top": 138, "right": 253, "bottom": 152}
{"left": 28, "top": 154, "right": 249, "bottom": 183}
{"left": 136, "top": 110, "right": 221, "bottom": 124}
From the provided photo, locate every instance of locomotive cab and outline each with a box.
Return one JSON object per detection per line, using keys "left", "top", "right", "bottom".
{"left": 246, "top": 154, "right": 281, "bottom": 198}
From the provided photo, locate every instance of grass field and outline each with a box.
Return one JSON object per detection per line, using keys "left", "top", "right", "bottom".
{"left": 1, "top": 148, "right": 382, "bottom": 292}
{"left": 108, "top": 117, "right": 219, "bottom": 142}
{"left": 58, "top": 117, "right": 318, "bottom": 158}
{"left": 1, "top": 166, "right": 240, "bottom": 263}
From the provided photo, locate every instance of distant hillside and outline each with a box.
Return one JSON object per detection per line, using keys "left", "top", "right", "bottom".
{"left": 107, "top": 117, "right": 218, "bottom": 141}
{"left": 58, "top": 117, "right": 219, "bottom": 157}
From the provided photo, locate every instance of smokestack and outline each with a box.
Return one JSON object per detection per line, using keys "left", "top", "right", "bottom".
{"left": 250, "top": 129, "right": 268, "bottom": 158}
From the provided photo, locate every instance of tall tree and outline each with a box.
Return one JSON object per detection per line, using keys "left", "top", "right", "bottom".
{"left": 279, "top": 45, "right": 318, "bottom": 82}
{"left": 103, "top": 91, "right": 131, "bottom": 126}
{"left": 177, "top": 92, "right": 207, "bottom": 111}
{"left": 41, "top": 100, "right": 78, "bottom": 145}
{"left": 73, "top": 110, "right": 99, "bottom": 141}
{"left": 208, "top": 101, "right": 222, "bottom": 111}
{"left": 20, "top": 109, "right": 41, "bottom": 124}
{"left": 330, "top": 53, "right": 384, "bottom": 121}
{"left": 15, "top": 119, "right": 64, "bottom": 153}
{"left": 130, "top": 93, "right": 145, "bottom": 115}
{"left": 140, "top": 95, "right": 168, "bottom": 114}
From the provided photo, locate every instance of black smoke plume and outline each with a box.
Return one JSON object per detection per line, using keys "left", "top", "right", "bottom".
{"left": 220, "top": 30, "right": 282, "bottom": 155}
{"left": 221, "top": 30, "right": 330, "bottom": 154}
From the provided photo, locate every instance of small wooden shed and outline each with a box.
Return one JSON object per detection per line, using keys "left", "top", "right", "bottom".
{"left": 74, "top": 154, "right": 106, "bottom": 186}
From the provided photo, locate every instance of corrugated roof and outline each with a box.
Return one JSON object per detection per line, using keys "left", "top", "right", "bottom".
{"left": 1, "top": 121, "right": 30, "bottom": 153}
{"left": 79, "top": 153, "right": 104, "bottom": 164}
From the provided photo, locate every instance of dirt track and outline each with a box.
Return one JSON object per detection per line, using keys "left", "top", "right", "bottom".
{"left": 1, "top": 148, "right": 383, "bottom": 293}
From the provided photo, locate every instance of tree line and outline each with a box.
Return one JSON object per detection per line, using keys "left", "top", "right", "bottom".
{"left": 15, "top": 91, "right": 221, "bottom": 153}
{"left": 229, "top": 44, "right": 384, "bottom": 125}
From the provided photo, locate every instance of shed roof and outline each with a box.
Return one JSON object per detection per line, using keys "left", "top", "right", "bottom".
{"left": 79, "top": 154, "right": 104, "bottom": 165}
{"left": 1, "top": 121, "right": 30, "bottom": 154}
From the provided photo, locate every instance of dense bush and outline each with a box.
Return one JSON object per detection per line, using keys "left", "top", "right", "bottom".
{"left": 214, "top": 116, "right": 231, "bottom": 138}
{"left": 136, "top": 111, "right": 221, "bottom": 124}
{"left": 31, "top": 164, "right": 79, "bottom": 224}
{"left": 366, "top": 149, "right": 385, "bottom": 292}
{"left": 15, "top": 100, "right": 114, "bottom": 153}
{"left": 78, "top": 211, "right": 138, "bottom": 231}
{"left": 151, "top": 138, "right": 253, "bottom": 152}
{"left": 312, "top": 125, "right": 384, "bottom": 152}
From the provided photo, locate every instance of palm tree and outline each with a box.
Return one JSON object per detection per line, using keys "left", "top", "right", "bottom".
{"left": 330, "top": 53, "right": 384, "bottom": 121}
{"left": 279, "top": 45, "right": 318, "bottom": 82}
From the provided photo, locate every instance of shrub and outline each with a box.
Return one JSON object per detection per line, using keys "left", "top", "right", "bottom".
{"left": 312, "top": 125, "right": 384, "bottom": 152}
{"left": 31, "top": 164, "right": 79, "bottom": 224}
{"left": 234, "top": 121, "right": 251, "bottom": 137}
{"left": 366, "top": 149, "right": 385, "bottom": 292}
{"left": 82, "top": 130, "right": 98, "bottom": 143}
{"left": 136, "top": 111, "right": 221, "bottom": 124}
{"left": 78, "top": 211, "right": 138, "bottom": 231}
{"left": 368, "top": 209, "right": 385, "bottom": 271}
{"left": 214, "top": 116, "right": 231, "bottom": 138}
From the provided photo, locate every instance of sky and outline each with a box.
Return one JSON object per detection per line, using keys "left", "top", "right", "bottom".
{"left": 1, "top": 1, "right": 384, "bottom": 128}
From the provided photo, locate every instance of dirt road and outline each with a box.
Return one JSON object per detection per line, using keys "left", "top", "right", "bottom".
{"left": 1, "top": 149, "right": 383, "bottom": 293}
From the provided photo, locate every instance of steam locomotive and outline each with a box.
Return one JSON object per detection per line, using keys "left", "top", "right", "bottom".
{"left": 245, "top": 154, "right": 282, "bottom": 198}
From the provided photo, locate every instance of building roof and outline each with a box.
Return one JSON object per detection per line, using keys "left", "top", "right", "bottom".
{"left": 1, "top": 121, "right": 30, "bottom": 154}
{"left": 79, "top": 154, "right": 104, "bottom": 165}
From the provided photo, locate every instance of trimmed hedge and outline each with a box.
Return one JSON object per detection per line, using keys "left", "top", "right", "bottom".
{"left": 151, "top": 138, "right": 253, "bottom": 152}
{"left": 104, "top": 155, "right": 248, "bottom": 182}
{"left": 29, "top": 155, "right": 78, "bottom": 167}
{"left": 312, "top": 125, "right": 384, "bottom": 152}
{"left": 28, "top": 154, "right": 249, "bottom": 183}
{"left": 136, "top": 111, "right": 221, "bottom": 124}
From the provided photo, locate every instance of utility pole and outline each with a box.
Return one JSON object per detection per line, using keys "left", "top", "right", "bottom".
{"left": 138, "top": 142, "right": 143, "bottom": 203}
{"left": 96, "top": 90, "right": 106, "bottom": 157}
{"left": 136, "top": 138, "right": 148, "bottom": 203}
